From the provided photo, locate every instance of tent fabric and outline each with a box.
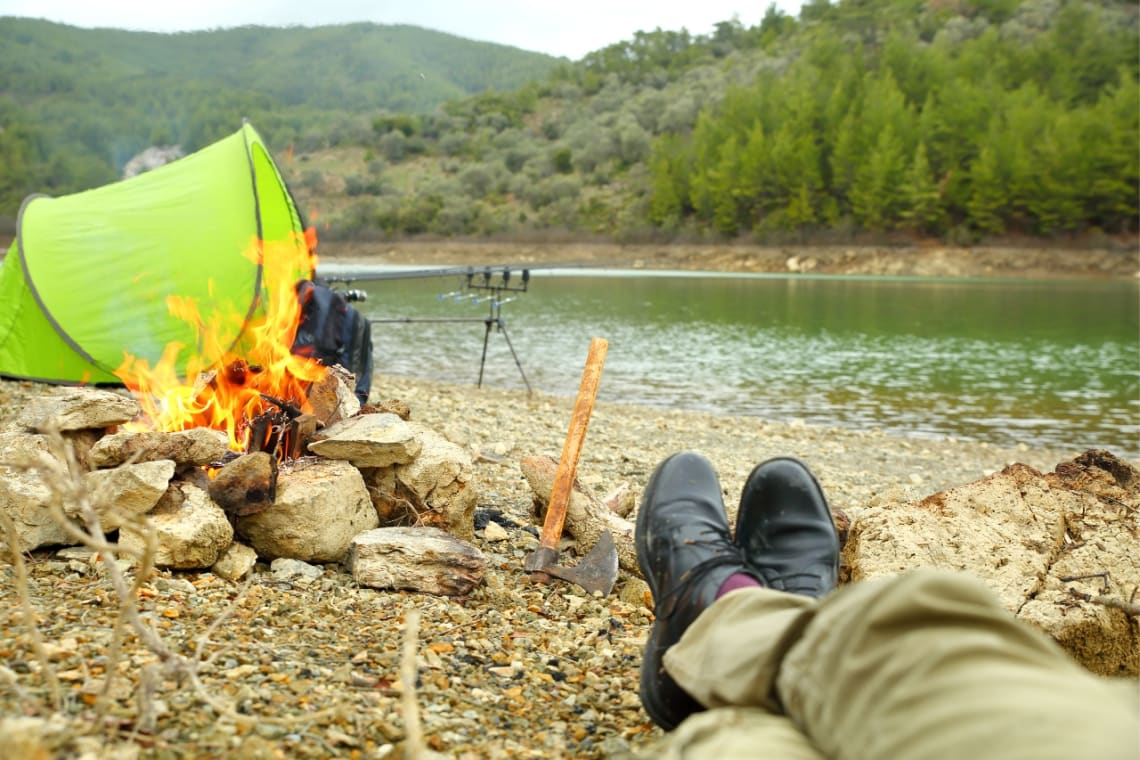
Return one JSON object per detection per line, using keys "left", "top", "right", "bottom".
{"left": 0, "top": 122, "right": 311, "bottom": 384}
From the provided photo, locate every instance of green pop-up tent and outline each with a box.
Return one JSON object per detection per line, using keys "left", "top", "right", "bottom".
{"left": 0, "top": 121, "right": 312, "bottom": 384}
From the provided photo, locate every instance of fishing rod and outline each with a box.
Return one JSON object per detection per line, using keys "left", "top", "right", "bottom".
{"left": 322, "top": 264, "right": 550, "bottom": 393}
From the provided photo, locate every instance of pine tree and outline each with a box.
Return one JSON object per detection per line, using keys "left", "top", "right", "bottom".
{"left": 850, "top": 127, "right": 907, "bottom": 230}
{"left": 900, "top": 142, "right": 943, "bottom": 232}
{"left": 966, "top": 145, "right": 1006, "bottom": 234}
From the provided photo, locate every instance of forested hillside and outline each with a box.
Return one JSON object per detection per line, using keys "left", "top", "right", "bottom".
{"left": 285, "top": 0, "right": 1137, "bottom": 244}
{"left": 0, "top": 18, "right": 561, "bottom": 217}
{"left": 3, "top": 0, "right": 1138, "bottom": 245}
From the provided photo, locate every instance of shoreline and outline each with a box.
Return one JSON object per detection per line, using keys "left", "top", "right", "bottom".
{"left": 368, "top": 374, "right": 1107, "bottom": 519}
{"left": 4, "top": 239, "right": 1136, "bottom": 280}
{"left": 320, "top": 240, "right": 1140, "bottom": 281}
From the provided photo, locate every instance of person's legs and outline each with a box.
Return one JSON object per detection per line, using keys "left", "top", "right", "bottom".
{"left": 636, "top": 452, "right": 839, "bottom": 755}
{"left": 666, "top": 571, "right": 1140, "bottom": 760}
{"left": 635, "top": 451, "right": 764, "bottom": 730}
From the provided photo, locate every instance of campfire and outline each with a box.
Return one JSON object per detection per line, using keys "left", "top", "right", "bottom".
{"left": 113, "top": 235, "right": 329, "bottom": 460}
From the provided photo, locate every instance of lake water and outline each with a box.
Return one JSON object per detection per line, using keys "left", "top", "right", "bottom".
{"left": 336, "top": 267, "right": 1139, "bottom": 457}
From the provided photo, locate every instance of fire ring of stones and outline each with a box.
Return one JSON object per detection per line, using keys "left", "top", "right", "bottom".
{"left": 1, "top": 381, "right": 484, "bottom": 597}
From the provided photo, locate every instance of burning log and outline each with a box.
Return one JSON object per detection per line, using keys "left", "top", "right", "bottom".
{"left": 245, "top": 395, "right": 322, "bottom": 463}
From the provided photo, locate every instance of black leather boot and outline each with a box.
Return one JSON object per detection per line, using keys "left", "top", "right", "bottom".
{"left": 735, "top": 457, "right": 839, "bottom": 598}
{"left": 636, "top": 451, "right": 757, "bottom": 730}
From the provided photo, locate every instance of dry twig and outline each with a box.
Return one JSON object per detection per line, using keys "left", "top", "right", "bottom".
{"left": 400, "top": 608, "right": 427, "bottom": 759}
{"left": 1066, "top": 589, "right": 1140, "bottom": 618}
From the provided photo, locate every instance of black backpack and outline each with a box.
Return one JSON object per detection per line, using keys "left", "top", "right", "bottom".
{"left": 291, "top": 280, "right": 373, "bottom": 404}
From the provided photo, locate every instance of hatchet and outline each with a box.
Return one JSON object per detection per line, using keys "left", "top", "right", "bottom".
{"left": 524, "top": 337, "right": 619, "bottom": 596}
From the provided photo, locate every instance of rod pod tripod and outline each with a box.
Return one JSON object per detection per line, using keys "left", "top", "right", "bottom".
{"left": 369, "top": 267, "right": 533, "bottom": 392}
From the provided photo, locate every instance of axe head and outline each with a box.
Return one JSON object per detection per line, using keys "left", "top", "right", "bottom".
{"left": 525, "top": 530, "right": 619, "bottom": 597}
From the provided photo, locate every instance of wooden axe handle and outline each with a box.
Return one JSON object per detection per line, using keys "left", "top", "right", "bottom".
{"left": 538, "top": 337, "right": 608, "bottom": 552}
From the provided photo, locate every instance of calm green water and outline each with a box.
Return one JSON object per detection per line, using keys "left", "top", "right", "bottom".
{"left": 349, "top": 269, "right": 1139, "bottom": 457}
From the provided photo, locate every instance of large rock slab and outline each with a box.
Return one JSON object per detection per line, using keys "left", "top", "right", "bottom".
{"left": 82, "top": 460, "right": 176, "bottom": 531}
{"left": 89, "top": 427, "right": 229, "bottom": 468}
{"left": 345, "top": 527, "right": 486, "bottom": 596}
{"left": 1020, "top": 451, "right": 1140, "bottom": 676}
{"left": 235, "top": 458, "right": 377, "bottom": 562}
{"left": 307, "top": 413, "right": 420, "bottom": 468}
{"left": 119, "top": 482, "right": 233, "bottom": 569}
{"left": 845, "top": 450, "right": 1139, "bottom": 676}
{"left": 15, "top": 387, "right": 139, "bottom": 432}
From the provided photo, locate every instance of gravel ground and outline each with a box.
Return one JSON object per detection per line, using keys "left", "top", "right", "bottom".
{"left": 0, "top": 374, "right": 1085, "bottom": 758}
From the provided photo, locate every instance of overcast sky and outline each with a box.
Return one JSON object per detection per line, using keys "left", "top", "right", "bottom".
{"left": 0, "top": 1, "right": 803, "bottom": 60}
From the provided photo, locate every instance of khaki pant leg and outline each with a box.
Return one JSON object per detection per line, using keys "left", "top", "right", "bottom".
{"left": 664, "top": 586, "right": 817, "bottom": 712}
{"left": 666, "top": 570, "right": 1140, "bottom": 760}
{"left": 640, "top": 708, "right": 827, "bottom": 760}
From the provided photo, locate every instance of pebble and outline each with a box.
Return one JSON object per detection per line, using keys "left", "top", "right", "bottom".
{"left": 483, "top": 521, "right": 510, "bottom": 542}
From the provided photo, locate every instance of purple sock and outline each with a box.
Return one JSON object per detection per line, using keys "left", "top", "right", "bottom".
{"left": 716, "top": 573, "right": 762, "bottom": 599}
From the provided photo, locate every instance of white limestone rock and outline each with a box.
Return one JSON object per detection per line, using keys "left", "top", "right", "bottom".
{"left": 235, "top": 458, "right": 377, "bottom": 562}
{"left": 307, "top": 413, "right": 420, "bottom": 468}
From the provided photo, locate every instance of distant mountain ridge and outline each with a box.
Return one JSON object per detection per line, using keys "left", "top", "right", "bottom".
{"left": 0, "top": 18, "right": 562, "bottom": 112}
{"left": 0, "top": 17, "right": 562, "bottom": 214}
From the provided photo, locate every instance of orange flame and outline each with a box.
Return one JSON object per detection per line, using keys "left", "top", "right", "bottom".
{"left": 115, "top": 235, "right": 326, "bottom": 451}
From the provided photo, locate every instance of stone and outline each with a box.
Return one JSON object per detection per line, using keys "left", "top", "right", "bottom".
{"left": 483, "top": 521, "right": 509, "bottom": 542}
{"left": 63, "top": 429, "right": 101, "bottom": 471}
{"left": 15, "top": 387, "right": 139, "bottom": 432}
{"left": 271, "top": 557, "right": 323, "bottom": 581}
{"left": 208, "top": 452, "right": 277, "bottom": 517}
{"left": 367, "top": 398, "right": 411, "bottom": 420}
{"left": 0, "top": 432, "right": 72, "bottom": 551}
{"left": 393, "top": 422, "right": 477, "bottom": 539}
{"left": 119, "top": 482, "right": 233, "bottom": 569}
{"left": 307, "top": 413, "right": 420, "bottom": 468}
{"left": 82, "top": 460, "right": 176, "bottom": 531}
{"left": 236, "top": 458, "right": 377, "bottom": 562}
{"left": 619, "top": 577, "right": 652, "bottom": 609}
{"left": 306, "top": 365, "right": 360, "bottom": 427}
{"left": 55, "top": 546, "right": 97, "bottom": 562}
{"left": 845, "top": 450, "right": 1139, "bottom": 676}
{"left": 88, "top": 427, "right": 230, "bottom": 468}
{"left": 212, "top": 541, "right": 258, "bottom": 581}
{"left": 345, "top": 527, "right": 486, "bottom": 596}
{"left": 0, "top": 715, "right": 73, "bottom": 757}
{"left": 358, "top": 423, "right": 478, "bottom": 540}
